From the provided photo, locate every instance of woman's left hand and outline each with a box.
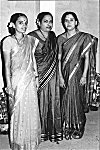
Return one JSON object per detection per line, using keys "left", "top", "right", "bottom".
{"left": 36, "top": 77, "right": 39, "bottom": 90}
{"left": 80, "top": 76, "right": 86, "bottom": 86}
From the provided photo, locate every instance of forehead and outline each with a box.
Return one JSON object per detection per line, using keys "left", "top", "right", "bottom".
{"left": 17, "top": 16, "right": 28, "bottom": 22}
{"left": 65, "top": 14, "right": 75, "bottom": 19}
{"left": 42, "top": 15, "right": 52, "bottom": 20}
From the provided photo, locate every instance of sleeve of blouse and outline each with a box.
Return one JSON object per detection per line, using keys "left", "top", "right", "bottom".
{"left": 3, "top": 37, "right": 11, "bottom": 53}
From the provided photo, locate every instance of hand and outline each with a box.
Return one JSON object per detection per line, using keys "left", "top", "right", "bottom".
{"left": 80, "top": 76, "right": 86, "bottom": 86}
{"left": 35, "top": 77, "right": 39, "bottom": 90}
{"left": 5, "top": 87, "right": 14, "bottom": 98}
{"left": 9, "top": 96, "right": 14, "bottom": 111}
{"left": 60, "top": 76, "right": 66, "bottom": 88}
{"left": 5, "top": 87, "right": 14, "bottom": 112}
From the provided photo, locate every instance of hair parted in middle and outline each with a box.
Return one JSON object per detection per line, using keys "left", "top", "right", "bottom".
{"left": 36, "top": 12, "right": 53, "bottom": 29}
{"left": 7, "top": 12, "right": 28, "bottom": 35}
{"left": 61, "top": 11, "right": 80, "bottom": 31}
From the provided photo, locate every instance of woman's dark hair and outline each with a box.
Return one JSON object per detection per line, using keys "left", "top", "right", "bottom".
{"left": 36, "top": 12, "right": 53, "bottom": 29}
{"left": 7, "top": 13, "right": 28, "bottom": 35}
{"left": 61, "top": 11, "right": 79, "bottom": 31}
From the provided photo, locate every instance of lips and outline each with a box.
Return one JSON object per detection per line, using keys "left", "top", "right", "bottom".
{"left": 46, "top": 26, "right": 52, "bottom": 29}
{"left": 21, "top": 28, "right": 27, "bottom": 31}
{"left": 67, "top": 25, "right": 71, "bottom": 27}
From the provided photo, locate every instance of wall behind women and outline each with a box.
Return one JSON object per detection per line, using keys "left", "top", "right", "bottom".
{"left": 55, "top": 0, "right": 99, "bottom": 73}
{"left": 0, "top": 0, "right": 99, "bottom": 91}
{"left": 0, "top": 0, "right": 40, "bottom": 91}
{"left": 0, "top": 0, "right": 39, "bottom": 40}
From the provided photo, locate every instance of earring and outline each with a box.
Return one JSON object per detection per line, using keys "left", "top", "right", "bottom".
{"left": 36, "top": 19, "right": 40, "bottom": 26}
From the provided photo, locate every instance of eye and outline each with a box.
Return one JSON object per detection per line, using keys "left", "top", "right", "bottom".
{"left": 18, "top": 21, "right": 23, "bottom": 24}
{"left": 70, "top": 19, "right": 74, "bottom": 21}
{"left": 65, "top": 19, "right": 69, "bottom": 22}
{"left": 49, "top": 20, "right": 53, "bottom": 24}
{"left": 44, "top": 20, "right": 48, "bottom": 23}
{"left": 25, "top": 22, "right": 28, "bottom": 26}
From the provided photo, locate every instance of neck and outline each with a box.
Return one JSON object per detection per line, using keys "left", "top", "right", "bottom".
{"left": 40, "top": 29, "right": 48, "bottom": 39}
{"left": 14, "top": 33, "right": 25, "bottom": 45}
{"left": 14, "top": 33, "right": 24, "bottom": 40}
{"left": 67, "top": 29, "right": 78, "bottom": 38}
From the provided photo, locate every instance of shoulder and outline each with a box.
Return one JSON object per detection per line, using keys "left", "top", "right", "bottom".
{"left": 57, "top": 33, "right": 66, "bottom": 44}
{"left": 3, "top": 35, "right": 12, "bottom": 44}
{"left": 28, "top": 30, "right": 37, "bottom": 37}
{"left": 50, "top": 31, "right": 56, "bottom": 37}
{"left": 27, "top": 35, "right": 39, "bottom": 47}
{"left": 27, "top": 34, "right": 35, "bottom": 41}
{"left": 80, "top": 31, "right": 98, "bottom": 42}
{"left": 2, "top": 36, "right": 13, "bottom": 52}
{"left": 2, "top": 36, "right": 13, "bottom": 49}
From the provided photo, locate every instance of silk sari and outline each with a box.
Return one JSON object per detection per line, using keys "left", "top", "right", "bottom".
{"left": 28, "top": 31, "right": 63, "bottom": 142}
{"left": 57, "top": 32, "right": 98, "bottom": 138}
{"left": 3, "top": 35, "right": 41, "bottom": 150}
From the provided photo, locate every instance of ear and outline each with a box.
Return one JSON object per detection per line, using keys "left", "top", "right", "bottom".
{"left": 36, "top": 19, "right": 40, "bottom": 26}
{"left": 75, "top": 21, "right": 78, "bottom": 26}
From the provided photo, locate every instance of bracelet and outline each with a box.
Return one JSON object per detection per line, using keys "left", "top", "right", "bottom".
{"left": 5, "top": 87, "right": 10, "bottom": 93}
{"left": 5, "top": 87, "right": 12, "bottom": 95}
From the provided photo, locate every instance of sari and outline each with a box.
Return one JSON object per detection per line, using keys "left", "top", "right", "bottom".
{"left": 57, "top": 32, "right": 98, "bottom": 138}
{"left": 28, "top": 31, "right": 63, "bottom": 142}
{"left": 3, "top": 35, "right": 41, "bottom": 150}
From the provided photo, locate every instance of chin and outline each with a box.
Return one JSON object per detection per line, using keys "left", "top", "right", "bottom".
{"left": 46, "top": 28, "right": 51, "bottom": 31}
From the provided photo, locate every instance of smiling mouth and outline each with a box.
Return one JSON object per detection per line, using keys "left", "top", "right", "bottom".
{"left": 47, "top": 27, "right": 51, "bottom": 29}
{"left": 67, "top": 25, "right": 71, "bottom": 27}
{"left": 22, "top": 28, "right": 26, "bottom": 31}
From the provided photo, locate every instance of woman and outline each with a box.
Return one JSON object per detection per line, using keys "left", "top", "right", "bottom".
{"left": 57, "top": 11, "right": 98, "bottom": 140}
{"left": 2, "top": 13, "right": 41, "bottom": 150}
{"left": 28, "top": 12, "right": 63, "bottom": 142}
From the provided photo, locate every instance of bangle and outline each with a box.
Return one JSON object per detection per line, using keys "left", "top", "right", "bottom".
{"left": 35, "top": 75, "right": 39, "bottom": 78}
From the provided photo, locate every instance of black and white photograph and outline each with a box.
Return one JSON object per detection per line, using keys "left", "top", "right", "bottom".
{"left": 0, "top": 0, "right": 99, "bottom": 150}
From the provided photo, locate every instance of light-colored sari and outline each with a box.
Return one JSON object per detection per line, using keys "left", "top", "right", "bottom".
{"left": 4, "top": 35, "right": 41, "bottom": 150}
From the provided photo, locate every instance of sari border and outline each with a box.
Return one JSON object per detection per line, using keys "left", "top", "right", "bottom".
{"left": 62, "top": 33, "right": 85, "bottom": 70}
{"left": 68, "top": 37, "right": 95, "bottom": 83}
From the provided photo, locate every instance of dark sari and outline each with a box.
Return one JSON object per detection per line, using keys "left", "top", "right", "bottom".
{"left": 28, "top": 31, "right": 63, "bottom": 142}
{"left": 57, "top": 32, "right": 98, "bottom": 139}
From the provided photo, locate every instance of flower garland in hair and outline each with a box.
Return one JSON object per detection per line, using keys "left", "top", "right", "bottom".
{"left": 7, "top": 22, "right": 14, "bottom": 28}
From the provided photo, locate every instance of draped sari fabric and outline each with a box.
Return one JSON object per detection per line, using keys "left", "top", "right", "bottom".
{"left": 3, "top": 35, "right": 41, "bottom": 150}
{"left": 57, "top": 32, "right": 98, "bottom": 136}
{"left": 28, "top": 31, "right": 63, "bottom": 142}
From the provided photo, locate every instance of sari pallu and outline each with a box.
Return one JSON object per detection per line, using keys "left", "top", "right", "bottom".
{"left": 28, "top": 31, "right": 63, "bottom": 142}
{"left": 9, "top": 35, "right": 41, "bottom": 150}
{"left": 61, "top": 32, "right": 97, "bottom": 138}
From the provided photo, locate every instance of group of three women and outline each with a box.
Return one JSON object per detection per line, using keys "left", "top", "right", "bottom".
{"left": 2, "top": 11, "right": 98, "bottom": 150}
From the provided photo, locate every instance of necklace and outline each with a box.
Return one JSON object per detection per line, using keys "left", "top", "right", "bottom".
{"left": 39, "top": 30, "right": 47, "bottom": 40}
{"left": 14, "top": 35, "right": 24, "bottom": 46}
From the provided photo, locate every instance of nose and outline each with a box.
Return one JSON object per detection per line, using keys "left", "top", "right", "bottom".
{"left": 23, "top": 24, "right": 27, "bottom": 27}
{"left": 67, "top": 20, "right": 71, "bottom": 24}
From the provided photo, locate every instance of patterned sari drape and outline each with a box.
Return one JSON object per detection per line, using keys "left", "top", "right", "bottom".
{"left": 28, "top": 31, "right": 62, "bottom": 142}
{"left": 34, "top": 31, "right": 58, "bottom": 93}
{"left": 61, "top": 32, "right": 98, "bottom": 131}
